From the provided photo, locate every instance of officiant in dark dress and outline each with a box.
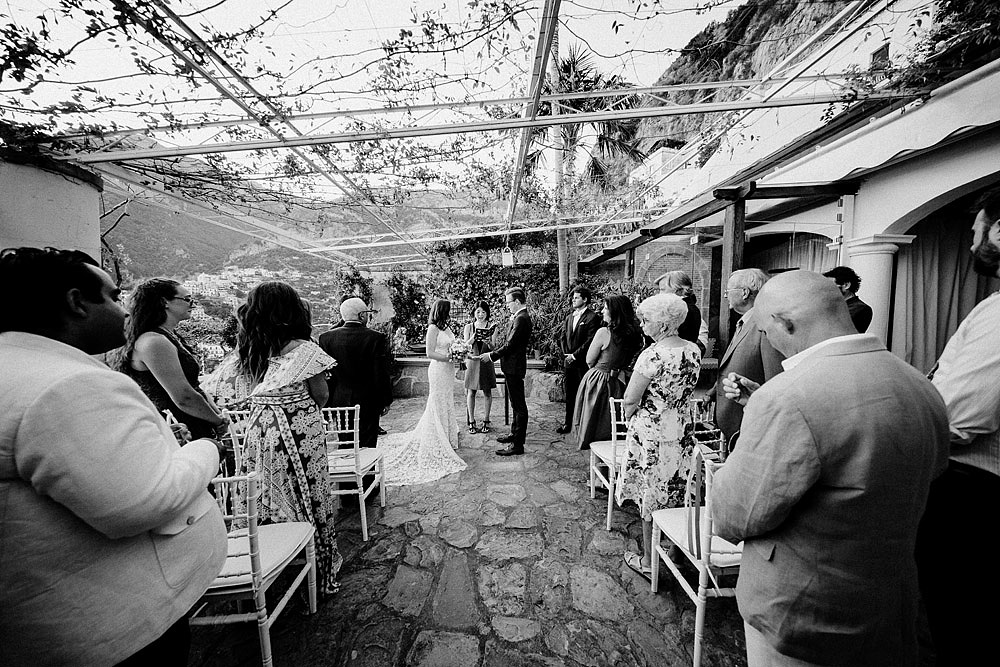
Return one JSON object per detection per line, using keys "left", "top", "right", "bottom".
{"left": 557, "top": 286, "right": 601, "bottom": 435}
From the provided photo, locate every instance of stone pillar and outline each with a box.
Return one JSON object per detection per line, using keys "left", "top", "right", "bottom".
{"left": 844, "top": 234, "right": 915, "bottom": 342}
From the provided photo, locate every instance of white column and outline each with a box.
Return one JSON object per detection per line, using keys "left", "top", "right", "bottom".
{"left": 845, "top": 234, "right": 915, "bottom": 342}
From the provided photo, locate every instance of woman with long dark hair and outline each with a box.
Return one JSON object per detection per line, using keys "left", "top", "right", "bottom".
{"left": 572, "top": 294, "right": 643, "bottom": 450}
{"left": 380, "top": 298, "right": 467, "bottom": 485}
{"left": 116, "top": 278, "right": 227, "bottom": 440}
{"left": 463, "top": 300, "right": 497, "bottom": 433}
{"left": 209, "top": 281, "right": 341, "bottom": 595}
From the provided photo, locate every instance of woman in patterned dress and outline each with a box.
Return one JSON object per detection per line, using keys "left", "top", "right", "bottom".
{"left": 210, "top": 281, "right": 342, "bottom": 595}
{"left": 616, "top": 293, "right": 702, "bottom": 579}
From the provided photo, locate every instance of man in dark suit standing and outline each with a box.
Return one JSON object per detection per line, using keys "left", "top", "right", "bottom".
{"left": 714, "top": 268, "right": 784, "bottom": 445}
{"left": 822, "top": 265, "right": 873, "bottom": 333}
{"left": 480, "top": 287, "right": 532, "bottom": 456}
{"left": 318, "top": 297, "right": 393, "bottom": 448}
{"left": 557, "top": 286, "right": 600, "bottom": 435}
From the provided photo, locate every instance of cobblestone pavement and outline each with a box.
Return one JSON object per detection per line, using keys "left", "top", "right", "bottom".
{"left": 191, "top": 383, "right": 747, "bottom": 667}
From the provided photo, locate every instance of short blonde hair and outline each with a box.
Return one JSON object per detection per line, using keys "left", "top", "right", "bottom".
{"left": 655, "top": 270, "right": 693, "bottom": 297}
{"left": 637, "top": 293, "right": 688, "bottom": 335}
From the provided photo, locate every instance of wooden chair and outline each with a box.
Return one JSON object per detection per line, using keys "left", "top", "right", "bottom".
{"left": 189, "top": 470, "right": 317, "bottom": 667}
{"left": 588, "top": 397, "right": 628, "bottom": 531}
{"left": 650, "top": 442, "right": 741, "bottom": 667}
{"left": 323, "top": 405, "right": 384, "bottom": 541}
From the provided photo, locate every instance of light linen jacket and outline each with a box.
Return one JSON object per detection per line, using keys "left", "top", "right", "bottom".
{"left": 713, "top": 335, "right": 949, "bottom": 666}
{"left": 0, "top": 332, "right": 227, "bottom": 666}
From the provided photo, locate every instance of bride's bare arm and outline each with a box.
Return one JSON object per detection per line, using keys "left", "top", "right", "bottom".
{"left": 425, "top": 325, "right": 449, "bottom": 362}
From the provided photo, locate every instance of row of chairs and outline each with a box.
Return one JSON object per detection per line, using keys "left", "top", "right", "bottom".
{"left": 167, "top": 404, "right": 386, "bottom": 666}
{"left": 586, "top": 398, "right": 742, "bottom": 667}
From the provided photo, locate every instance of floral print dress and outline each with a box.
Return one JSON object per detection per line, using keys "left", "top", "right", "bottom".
{"left": 206, "top": 341, "right": 342, "bottom": 595}
{"left": 615, "top": 340, "right": 701, "bottom": 520}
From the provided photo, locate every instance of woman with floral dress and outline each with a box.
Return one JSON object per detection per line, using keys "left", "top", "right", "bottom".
{"left": 205, "top": 281, "right": 342, "bottom": 596}
{"left": 616, "top": 293, "right": 702, "bottom": 580}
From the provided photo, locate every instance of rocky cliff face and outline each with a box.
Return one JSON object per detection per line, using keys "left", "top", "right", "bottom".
{"left": 637, "top": 0, "right": 854, "bottom": 155}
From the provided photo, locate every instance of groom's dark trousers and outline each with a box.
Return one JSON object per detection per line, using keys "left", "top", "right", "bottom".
{"left": 492, "top": 308, "right": 532, "bottom": 446}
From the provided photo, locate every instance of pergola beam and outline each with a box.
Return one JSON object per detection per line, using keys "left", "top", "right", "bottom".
{"left": 60, "top": 90, "right": 920, "bottom": 164}
{"left": 505, "top": 0, "right": 561, "bottom": 226}
{"left": 57, "top": 74, "right": 855, "bottom": 141}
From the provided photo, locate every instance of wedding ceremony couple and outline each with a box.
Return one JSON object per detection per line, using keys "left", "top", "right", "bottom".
{"left": 375, "top": 286, "right": 533, "bottom": 487}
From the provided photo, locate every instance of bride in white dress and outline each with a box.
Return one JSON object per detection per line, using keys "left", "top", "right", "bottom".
{"left": 380, "top": 299, "right": 467, "bottom": 485}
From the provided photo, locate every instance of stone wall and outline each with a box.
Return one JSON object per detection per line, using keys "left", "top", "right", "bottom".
{"left": 392, "top": 358, "right": 560, "bottom": 399}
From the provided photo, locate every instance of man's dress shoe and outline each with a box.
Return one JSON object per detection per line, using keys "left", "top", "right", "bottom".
{"left": 496, "top": 433, "right": 516, "bottom": 444}
{"left": 556, "top": 424, "right": 571, "bottom": 434}
{"left": 495, "top": 445, "right": 524, "bottom": 456}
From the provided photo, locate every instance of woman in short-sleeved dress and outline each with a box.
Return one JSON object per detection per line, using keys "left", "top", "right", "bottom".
{"left": 616, "top": 293, "right": 702, "bottom": 578}
{"left": 463, "top": 300, "right": 497, "bottom": 433}
{"left": 207, "top": 281, "right": 342, "bottom": 596}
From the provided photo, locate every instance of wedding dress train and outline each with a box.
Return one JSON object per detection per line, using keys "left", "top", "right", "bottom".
{"left": 380, "top": 327, "right": 466, "bottom": 485}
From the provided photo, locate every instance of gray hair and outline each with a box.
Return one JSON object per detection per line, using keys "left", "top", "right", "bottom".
{"left": 637, "top": 293, "right": 688, "bottom": 335}
{"left": 729, "top": 268, "right": 770, "bottom": 295}
{"left": 655, "top": 270, "right": 694, "bottom": 297}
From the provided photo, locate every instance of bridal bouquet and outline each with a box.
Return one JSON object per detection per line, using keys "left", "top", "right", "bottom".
{"left": 449, "top": 339, "right": 473, "bottom": 365}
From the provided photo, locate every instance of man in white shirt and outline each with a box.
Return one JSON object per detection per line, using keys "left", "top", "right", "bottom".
{"left": 917, "top": 188, "right": 1000, "bottom": 666}
{"left": 0, "top": 247, "right": 227, "bottom": 666}
{"left": 714, "top": 270, "right": 949, "bottom": 666}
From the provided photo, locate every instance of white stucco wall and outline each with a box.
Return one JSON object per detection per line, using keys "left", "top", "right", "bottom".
{"left": 0, "top": 159, "right": 101, "bottom": 260}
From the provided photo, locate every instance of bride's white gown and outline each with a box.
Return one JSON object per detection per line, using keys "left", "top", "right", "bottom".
{"left": 380, "top": 326, "right": 467, "bottom": 485}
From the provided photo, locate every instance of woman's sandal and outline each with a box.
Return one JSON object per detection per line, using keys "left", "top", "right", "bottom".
{"left": 467, "top": 420, "right": 478, "bottom": 434}
{"left": 479, "top": 420, "right": 492, "bottom": 434}
{"left": 623, "top": 550, "right": 652, "bottom": 582}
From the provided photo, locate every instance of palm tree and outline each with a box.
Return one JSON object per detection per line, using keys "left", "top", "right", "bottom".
{"left": 526, "top": 44, "right": 647, "bottom": 291}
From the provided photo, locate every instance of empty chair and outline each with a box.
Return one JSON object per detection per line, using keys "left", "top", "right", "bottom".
{"left": 189, "top": 470, "right": 317, "bottom": 667}
{"left": 588, "top": 397, "right": 628, "bottom": 531}
{"left": 650, "top": 442, "right": 741, "bottom": 667}
{"left": 323, "top": 405, "right": 385, "bottom": 541}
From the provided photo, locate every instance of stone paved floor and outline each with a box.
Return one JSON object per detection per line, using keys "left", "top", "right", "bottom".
{"left": 191, "top": 383, "right": 747, "bottom": 667}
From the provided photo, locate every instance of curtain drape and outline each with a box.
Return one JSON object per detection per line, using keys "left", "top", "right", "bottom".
{"left": 891, "top": 214, "right": 999, "bottom": 372}
{"left": 746, "top": 233, "right": 838, "bottom": 273}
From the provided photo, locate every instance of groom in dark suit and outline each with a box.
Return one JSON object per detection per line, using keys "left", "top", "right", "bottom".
{"left": 557, "top": 286, "right": 600, "bottom": 434}
{"left": 480, "top": 287, "right": 532, "bottom": 456}
{"left": 318, "top": 297, "right": 393, "bottom": 449}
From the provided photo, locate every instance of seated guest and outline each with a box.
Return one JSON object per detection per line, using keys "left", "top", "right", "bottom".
{"left": 114, "top": 278, "right": 228, "bottom": 440}
{"left": 0, "top": 247, "right": 227, "bottom": 666}
{"left": 572, "top": 294, "right": 642, "bottom": 450}
{"left": 210, "top": 281, "right": 342, "bottom": 596}
{"left": 616, "top": 293, "right": 701, "bottom": 579}
{"left": 713, "top": 270, "right": 948, "bottom": 666}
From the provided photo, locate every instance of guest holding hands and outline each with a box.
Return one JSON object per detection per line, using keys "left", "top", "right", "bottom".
{"left": 116, "top": 278, "right": 228, "bottom": 441}
{"left": 463, "top": 300, "right": 498, "bottom": 433}
{"left": 572, "top": 294, "right": 642, "bottom": 450}
{"left": 616, "top": 293, "right": 702, "bottom": 580}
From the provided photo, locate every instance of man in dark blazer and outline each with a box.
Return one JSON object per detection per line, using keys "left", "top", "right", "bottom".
{"left": 557, "top": 286, "right": 601, "bottom": 434}
{"left": 318, "top": 297, "right": 393, "bottom": 449}
{"left": 822, "top": 265, "right": 873, "bottom": 333}
{"left": 480, "top": 287, "right": 532, "bottom": 456}
{"left": 714, "top": 268, "right": 784, "bottom": 445}
{"left": 714, "top": 271, "right": 949, "bottom": 666}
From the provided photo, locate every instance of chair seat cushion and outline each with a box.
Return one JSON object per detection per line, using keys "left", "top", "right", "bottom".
{"left": 651, "top": 507, "right": 742, "bottom": 569}
{"left": 207, "top": 522, "right": 315, "bottom": 592}
{"left": 590, "top": 440, "right": 625, "bottom": 466}
{"left": 329, "top": 447, "right": 382, "bottom": 475}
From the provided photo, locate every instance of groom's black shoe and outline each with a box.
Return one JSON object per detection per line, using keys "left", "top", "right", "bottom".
{"left": 556, "top": 424, "right": 571, "bottom": 434}
{"left": 495, "top": 445, "right": 524, "bottom": 456}
{"left": 496, "top": 433, "right": 516, "bottom": 444}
